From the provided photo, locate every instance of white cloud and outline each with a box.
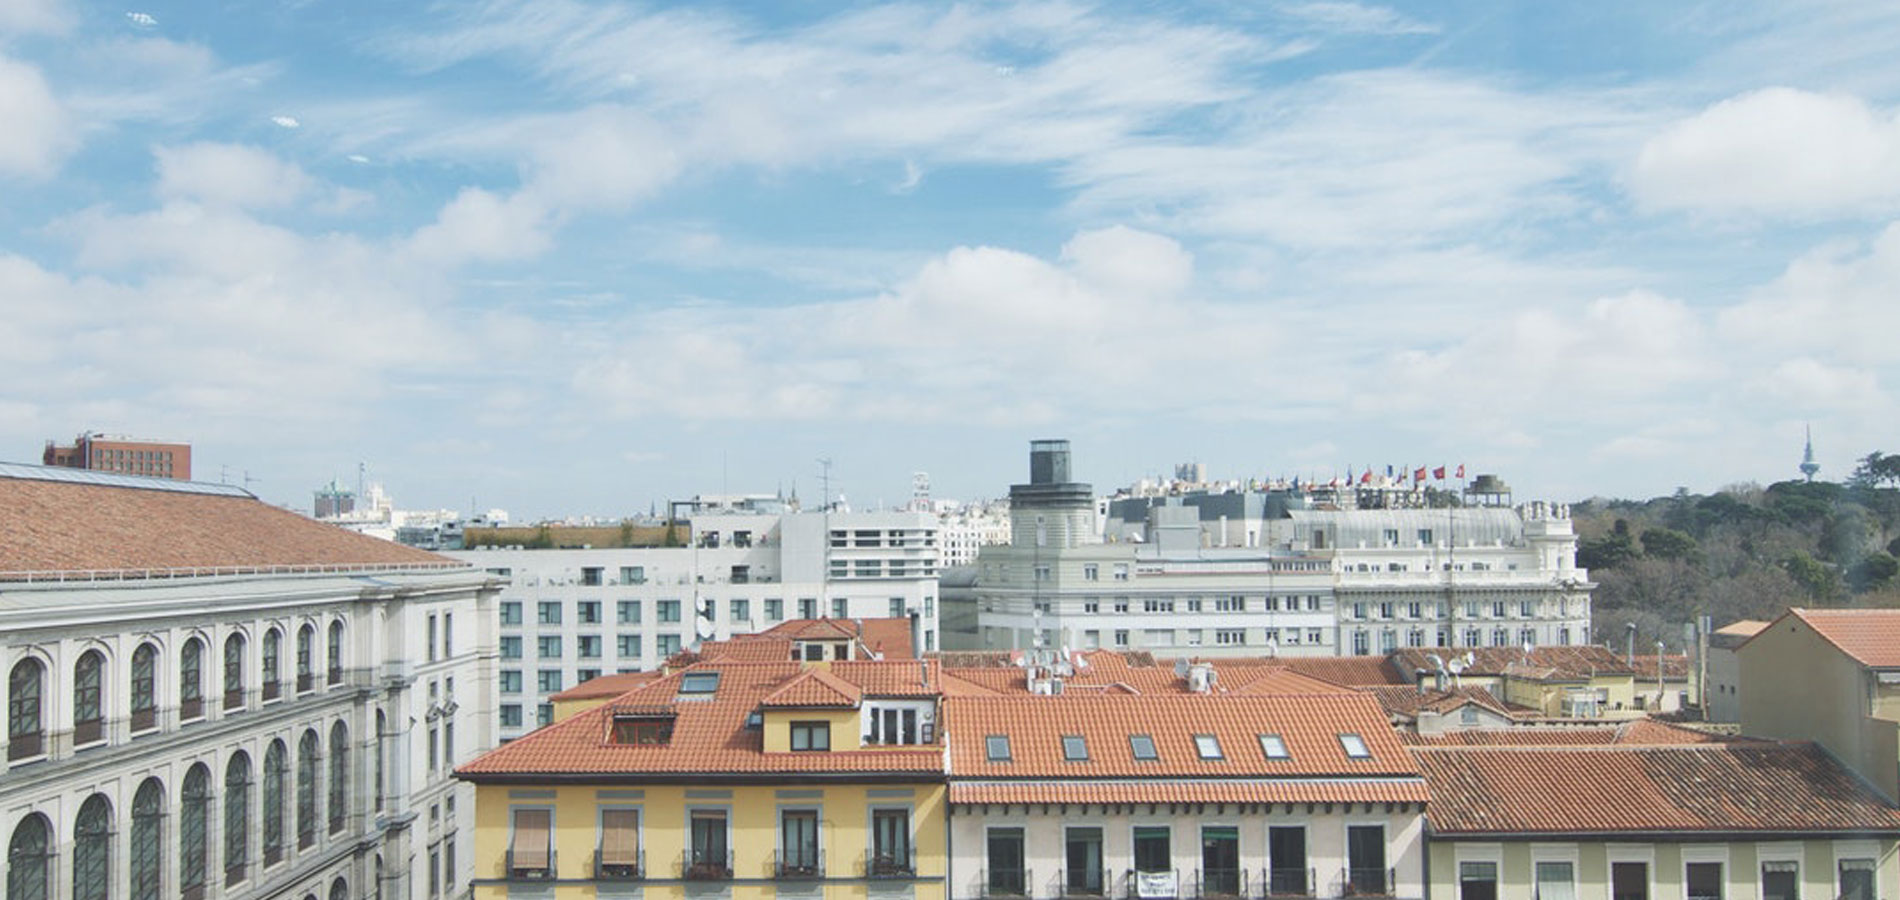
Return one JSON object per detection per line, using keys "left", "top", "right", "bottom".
{"left": 154, "top": 142, "right": 313, "bottom": 209}
{"left": 0, "top": 54, "right": 72, "bottom": 177}
{"left": 125, "top": 11, "right": 156, "bottom": 28}
{"left": 271, "top": 114, "right": 301, "bottom": 128}
{"left": 0, "top": 0, "right": 70, "bottom": 34}
{"left": 1720, "top": 221, "right": 1900, "bottom": 365}
{"left": 1279, "top": 2, "right": 1439, "bottom": 36}
{"left": 406, "top": 187, "right": 551, "bottom": 264}
{"left": 519, "top": 105, "right": 680, "bottom": 211}
{"left": 1631, "top": 87, "right": 1900, "bottom": 219}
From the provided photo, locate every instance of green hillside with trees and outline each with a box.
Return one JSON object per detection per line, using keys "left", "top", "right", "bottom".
{"left": 1576, "top": 451, "right": 1900, "bottom": 648}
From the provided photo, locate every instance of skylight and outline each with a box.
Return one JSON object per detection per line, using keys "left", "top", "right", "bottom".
{"left": 1338, "top": 733, "right": 1371, "bottom": 759}
{"left": 1194, "top": 734, "right": 1224, "bottom": 760}
{"left": 986, "top": 734, "right": 1012, "bottom": 762}
{"left": 678, "top": 672, "right": 720, "bottom": 694}
{"left": 1259, "top": 733, "right": 1290, "bottom": 760}
{"left": 1062, "top": 735, "right": 1088, "bottom": 762}
{"left": 1129, "top": 734, "right": 1158, "bottom": 761}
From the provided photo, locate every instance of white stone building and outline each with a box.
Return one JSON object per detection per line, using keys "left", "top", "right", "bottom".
{"left": 449, "top": 507, "right": 941, "bottom": 742}
{"left": 0, "top": 463, "right": 501, "bottom": 900}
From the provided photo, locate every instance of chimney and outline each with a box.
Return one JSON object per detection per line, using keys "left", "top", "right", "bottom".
{"left": 909, "top": 609, "right": 924, "bottom": 659}
{"left": 919, "top": 659, "right": 930, "bottom": 689}
{"left": 1414, "top": 668, "right": 1429, "bottom": 696}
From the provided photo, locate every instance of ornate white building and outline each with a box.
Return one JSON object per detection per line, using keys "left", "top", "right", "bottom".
{"left": 0, "top": 463, "right": 501, "bottom": 900}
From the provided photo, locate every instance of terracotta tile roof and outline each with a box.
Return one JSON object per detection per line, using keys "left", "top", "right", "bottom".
{"left": 1627, "top": 654, "right": 1691, "bottom": 679}
{"left": 951, "top": 778, "right": 1428, "bottom": 805}
{"left": 550, "top": 671, "right": 664, "bottom": 702}
{"left": 829, "top": 660, "right": 939, "bottom": 697}
{"left": 760, "top": 668, "right": 863, "bottom": 708}
{"left": 940, "top": 652, "right": 1360, "bottom": 698}
{"left": 0, "top": 467, "right": 454, "bottom": 576}
{"left": 756, "top": 617, "right": 917, "bottom": 658}
{"left": 1715, "top": 619, "right": 1771, "bottom": 637}
{"left": 945, "top": 693, "right": 1418, "bottom": 780}
{"left": 1272, "top": 655, "right": 1409, "bottom": 686}
{"left": 457, "top": 661, "right": 943, "bottom": 779}
{"left": 1364, "top": 685, "right": 1511, "bottom": 719}
{"left": 1415, "top": 743, "right": 1900, "bottom": 836}
{"left": 696, "top": 636, "right": 796, "bottom": 662}
{"left": 1778, "top": 608, "right": 1900, "bottom": 669}
{"left": 1389, "top": 645, "right": 1635, "bottom": 680}
{"left": 1400, "top": 719, "right": 1741, "bottom": 747}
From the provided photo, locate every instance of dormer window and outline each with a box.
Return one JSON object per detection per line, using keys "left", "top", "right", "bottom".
{"left": 985, "top": 735, "right": 1012, "bottom": 762}
{"left": 611, "top": 716, "right": 675, "bottom": 745}
{"left": 1194, "top": 734, "right": 1224, "bottom": 760}
{"left": 679, "top": 672, "right": 720, "bottom": 695}
{"left": 1258, "top": 734, "right": 1290, "bottom": 760}
{"left": 1338, "top": 733, "right": 1371, "bottom": 759}
{"left": 790, "top": 721, "right": 830, "bottom": 751}
{"left": 1129, "top": 734, "right": 1158, "bottom": 761}
{"left": 1062, "top": 735, "right": 1088, "bottom": 762}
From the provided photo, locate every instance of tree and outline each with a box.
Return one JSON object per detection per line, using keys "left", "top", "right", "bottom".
{"left": 1578, "top": 519, "right": 1639, "bottom": 570}
{"left": 1783, "top": 550, "right": 1840, "bottom": 602}
{"left": 1850, "top": 451, "right": 1900, "bottom": 490}
{"left": 1640, "top": 527, "right": 1702, "bottom": 564}
{"left": 1849, "top": 552, "right": 1900, "bottom": 593}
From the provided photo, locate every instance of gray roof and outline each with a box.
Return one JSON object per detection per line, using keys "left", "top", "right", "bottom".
{"left": 1286, "top": 508, "right": 1525, "bottom": 547}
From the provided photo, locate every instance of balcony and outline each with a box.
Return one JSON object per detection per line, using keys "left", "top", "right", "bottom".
{"left": 180, "top": 697, "right": 203, "bottom": 722}
{"left": 505, "top": 848, "right": 556, "bottom": 881}
{"left": 1055, "top": 867, "right": 1111, "bottom": 898}
{"left": 223, "top": 688, "right": 244, "bottom": 712}
{"left": 773, "top": 849, "right": 824, "bottom": 880}
{"left": 682, "top": 850, "right": 733, "bottom": 881}
{"left": 594, "top": 848, "right": 643, "bottom": 880}
{"left": 130, "top": 706, "right": 157, "bottom": 733}
{"left": 297, "top": 673, "right": 314, "bottom": 693}
{"left": 982, "top": 867, "right": 1031, "bottom": 898}
{"left": 262, "top": 679, "right": 280, "bottom": 702}
{"left": 1267, "top": 867, "right": 1314, "bottom": 897}
{"left": 867, "top": 849, "right": 916, "bottom": 879}
{"left": 1196, "top": 868, "right": 1246, "bottom": 899}
{"left": 73, "top": 717, "right": 103, "bottom": 747}
{"left": 1339, "top": 867, "right": 1395, "bottom": 898}
{"left": 8, "top": 730, "right": 43, "bottom": 762}
{"left": 1129, "top": 869, "right": 1180, "bottom": 900}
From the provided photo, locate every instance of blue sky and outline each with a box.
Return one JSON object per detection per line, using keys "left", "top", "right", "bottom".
{"left": 5, "top": 0, "right": 1900, "bottom": 519}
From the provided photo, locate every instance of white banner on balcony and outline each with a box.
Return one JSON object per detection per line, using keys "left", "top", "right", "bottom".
{"left": 1137, "top": 871, "right": 1176, "bottom": 899}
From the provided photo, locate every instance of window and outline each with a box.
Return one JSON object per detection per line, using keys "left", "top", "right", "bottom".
{"left": 73, "top": 650, "right": 104, "bottom": 746}
{"left": 500, "top": 636, "right": 522, "bottom": 659}
{"left": 1194, "top": 734, "right": 1224, "bottom": 759}
{"left": 1535, "top": 861, "right": 1575, "bottom": 900}
{"left": 1133, "top": 826, "right": 1170, "bottom": 874}
{"left": 131, "top": 778, "right": 164, "bottom": 900}
{"left": 1144, "top": 597, "right": 1174, "bottom": 612}
{"left": 1216, "top": 629, "right": 1246, "bottom": 646}
{"left": 1338, "top": 733, "right": 1372, "bottom": 758}
{"left": 765, "top": 599, "right": 783, "bottom": 621}
{"left": 297, "top": 625, "right": 315, "bottom": 691}
{"left": 443, "top": 613, "right": 453, "bottom": 657}
{"left": 538, "top": 670, "right": 562, "bottom": 693}
{"left": 1259, "top": 733, "right": 1290, "bottom": 759}
{"left": 611, "top": 716, "right": 674, "bottom": 745}
{"left": 779, "top": 809, "right": 820, "bottom": 874}
{"left": 74, "top": 794, "right": 112, "bottom": 900}
{"left": 1114, "top": 629, "right": 1130, "bottom": 647}
{"left": 327, "top": 620, "right": 345, "bottom": 685}
{"left": 426, "top": 616, "right": 437, "bottom": 661}
{"left": 1269, "top": 826, "right": 1308, "bottom": 895}
{"left": 833, "top": 598, "right": 849, "bottom": 618}
{"left": 680, "top": 672, "right": 720, "bottom": 694}
{"left": 180, "top": 765, "right": 210, "bottom": 898}
{"left": 508, "top": 809, "right": 553, "bottom": 878}
{"left": 617, "top": 600, "right": 642, "bottom": 624}
{"left": 262, "top": 628, "right": 282, "bottom": 699}
{"left": 297, "top": 729, "right": 319, "bottom": 848}
{"left": 617, "top": 634, "right": 642, "bottom": 657}
{"left": 1760, "top": 861, "right": 1797, "bottom": 900}
{"left": 599, "top": 809, "right": 641, "bottom": 878}
{"left": 657, "top": 635, "right": 681, "bottom": 656}
{"left": 985, "top": 734, "right": 1012, "bottom": 762}
{"left": 688, "top": 810, "right": 730, "bottom": 877}
{"left": 1083, "top": 564, "right": 1099, "bottom": 581}
{"left": 1202, "top": 825, "right": 1241, "bottom": 895}
{"left": 500, "top": 670, "right": 522, "bottom": 693}
{"left": 1062, "top": 735, "right": 1089, "bottom": 761}
{"left": 1418, "top": 529, "right": 1433, "bottom": 545}
{"left": 429, "top": 848, "right": 441, "bottom": 898}
{"left": 500, "top": 704, "right": 522, "bottom": 728}
{"left": 578, "top": 636, "right": 602, "bottom": 659}
{"left": 179, "top": 639, "right": 204, "bottom": 722}
{"left": 263, "top": 741, "right": 287, "bottom": 865}
{"left": 500, "top": 602, "right": 522, "bottom": 626}
{"left": 223, "top": 633, "right": 246, "bottom": 711}
{"left": 538, "top": 636, "right": 562, "bottom": 659}
{"left": 658, "top": 600, "right": 681, "bottom": 623}
{"left": 621, "top": 565, "right": 646, "bottom": 585}
{"left": 1460, "top": 861, "right": 1498, "bottom": 900}
{"left": 1345, "top": 826, "right": 1385, "bottom": 895}
{"left": 733, "top": 599, "right": 751, "bottom": 621}
{"left": 538, "top": 601, "right": 563, "bottom": 625}
{"left": 1112, "top": 563, "right": 1130, "bottom": 581}
{"left": 790, "top": 721, "right": 830, "bottom": 751}
{"left": 1686, "top": 863, "right": 1723, "bottom": 900}
{"left": 1840, "top": 859, "right": 1876, "bottom": 900}
{"left": 871, "top": 809, "right": 912, "bottom": 876}
{"left": 1130, "top": 734, "right": 1158, "bottom": 761}
{"left": 225, "top": 752, "right": 252, "bottom": 885}
{"left": 329, "top": 721, "right": 349, "bottom": 833}
{"left": 7, "top": 814, "right": 51, "bottom": 900}
{"left": 987, "top": 828, "right": 1027, "bottom": 895}
{"left": 799, "top": 598, "right": 818, "bottom": 618}
{"left": 578, "top": 601, "right": 602, "bottom": 624}
{"left": 1113, "top": 597, "right": 1130, "bottom": 613}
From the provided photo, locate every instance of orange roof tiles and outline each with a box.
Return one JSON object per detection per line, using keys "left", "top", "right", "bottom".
{"left": 1627, "top": 654, "right": 1691, "bottom": 679}
{"left": 951, "top": 779, "right": 1428, "bottom": 805}
{"left": 1781, "top": 608, "right": 1900, "bottom": 669}
{"left": 1415, "top": 744, "right": 1900, "bottom": 836}
{"left": 1363, "top": 685, "right": 1512, "bottom": 720}
{"left": 760, "top": 668, "right": 863, "bottom": 708}
{"left": 1399, "top": 719, "right": 1740, "bottom": 747}
{"left": 830, "top": 660, "right": 939, "bottom": 697}
{"left": 757, "top": 617, "right": 918, "bottom": 658}
{"left": 550, "top": 671, "right": 663, "bottom": 702}
{"left": 1272, "top": 655, "right": 1408, "bottom": 686}
{"left": 1390, "top": 645, "right": 1636, "bottom": 681}
{"left": 697, "top": 637, "right": 796, "bottom": 662}
{"left": 945, "top": 693, "right": 1418, "bottom": 779}
{"left": 940, "top": 652, "right": 1360, "bottom": 698}
{"left": 0, "top": 470, "right": 453, "bottom": 575}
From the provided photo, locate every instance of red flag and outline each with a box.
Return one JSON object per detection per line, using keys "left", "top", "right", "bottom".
{"left": 1455, "top": 463, "right": 1465, "bottom": 479}
{"left": 1433, "top": 465, "right": 1446, "bottom": 480}
{"left": 1360, "top": 470, "right": 1372, "bottom": 484}
{"left": 1414, "top": 466, "right": 1427, "bottom": 483}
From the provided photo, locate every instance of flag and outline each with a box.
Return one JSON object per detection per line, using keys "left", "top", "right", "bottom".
{"left": 1456, "top": 463, "right": 1465, "bottom": 479}
{"left": 1386, "top": 464, "right": 1395, "bottom": 478}
{"left": 1360, "top": 470, "right": 1372, "bottom": 484}
{"left": 1414, "top": 466, "right": 1427, "bottom": 483}
{"left": 1433, "top": 465, "right": 1446, "bottom": 480}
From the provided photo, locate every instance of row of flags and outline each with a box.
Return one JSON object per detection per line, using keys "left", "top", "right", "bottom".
{"left": 1280, "top": 464, "right": 1467, "bottom": 490}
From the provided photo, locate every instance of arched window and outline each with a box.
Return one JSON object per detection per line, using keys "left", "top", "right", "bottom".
{"left": 131, "top": 643, "right": 158, "bottom": 733}
{"left": 328, "top": 720, "right": 349, "bottom": 834}
{"left": 73, "top": 650, "right": 104, "bottom": 746}
{"left": 74, "top": 793, "right": 112, "bottom": 900}
{"left": 7, "top": 657, "right": 44, "bottom": 761}
{"left": 6, "top": 813, "right": 52, "bottom": 900}
{"left": 132, "top": 777, "right": 165, "bottom": 900}
{"left": 326, "top": 620, "right": 345, "bottom": 685}
{"left": 297, "top": 625, "right": 315, "bottom": 693}
{"left": 180, "top": 638, "right": 204, "bottom": 722}
{"left": 181, "top": 763, "right": 211, "bottom": 900}
{"left": 223, "top": 633, "right": 246, "bottom": 711}
{"left": 262, "top": 629, "right": 282, "bottom": 702}
{"left": 297, "top": 729, "right": 319, "bottom": 849}
{"left": 329, "top": 876, "right": 349, "bottom": 900}
{"left": 263, "top": 740, "right": 287, "bottom": 866}
{"left": 225, "top": 751, "right": 251, "bottom": 886}
{"left": 374, "top": 709, "right": 387, "bottom": 813}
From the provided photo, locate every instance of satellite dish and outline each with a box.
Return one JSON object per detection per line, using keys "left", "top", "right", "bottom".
{"left": 1447, "top": 660, "right": 1465, "bottom": 675}
{"left": 695, "top": 617, "right": 715, "bottom": 640}
{"left": 1464, "top": 651, "right": 1476, "bottom": 666}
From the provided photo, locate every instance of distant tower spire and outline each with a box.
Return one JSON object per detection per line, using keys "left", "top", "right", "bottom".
{"left": 1800, "top": 424, "right": 1821, "bottom": 482}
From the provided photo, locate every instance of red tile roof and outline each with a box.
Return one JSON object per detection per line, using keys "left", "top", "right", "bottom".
{"left": 550, "top": 671, "right": 664, "bottom": 702}
{"left": 1271, "top": 655, "right": 1408, "bottom": 686}
{"left": 940, "top": 651, "right": 1360, "bottom": 698}
{"left": 1400, "top": 718, "right": 1740, "bottom": 747}
{"left": 829, "top": 660, "right": 940, "bottom": 697}
{"left": 760, "top": 668, "right": 863, "bottom": 708}
{"left": 758, "top": 617, "right": 918, "bottom": 659}
{"left": 0, "top": 468, "right": 454, "bottom": 576}
{"left": 1415, "top": 743, "right": 1900, "bottom": 836}
{"left": 1779, "top": 608, "right": 1900, "bottom": 669}
{"left": 1627, "top": 654, "right": 1691, "bottom": 679}
{"left": 1363, "top": 685, "right": 1512, "bottom": 720}
{"left": 1390, "top": 645, "right": 1635, "bottom": 681}
{"left": 951, "top": 779, "right": 1428, "bottom": 806}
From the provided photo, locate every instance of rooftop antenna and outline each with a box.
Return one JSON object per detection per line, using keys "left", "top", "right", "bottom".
{"left": 817, "top": 458, "right": 833, "bottom": 513}
{"left": 357, "top": 461, "right": 366, "bottom": 501}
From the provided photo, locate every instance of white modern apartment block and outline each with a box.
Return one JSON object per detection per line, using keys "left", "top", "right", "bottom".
{"left": 449, "top": 506, "right": 941, "bottom": 742}
{"left": 0, "top": 463, "right": 501, "bottom": 900}
{"left": 937, "top": 501, "right": 1012, "bottom": 567}
{"left": 965, "top": 443, "right": 1592, "bottom": 656}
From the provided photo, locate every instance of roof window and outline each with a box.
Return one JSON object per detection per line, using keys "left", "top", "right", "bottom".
{"left": 1194, "top": 734, "right": 1224, "bottom": 760}
{"left": 610, "top": 716, "right": 675, "bottom": 745}
{"left": 985, "top": 734, "right": 1012, "bottom": 762}
{"left": 1258, "top": 733, "right": 1290, "bottom": 760}
{"left": 1338, "top": 733, "right": 1372, "bottom": 759}
{"left": 678, "top": 672, "right": 720, "bottom": 694}
{"left": 1129, "top": 734, "right": 1158, "bottom": 761}
{"left": 1062, "top": 735, "right": 1088, "bottom": 762}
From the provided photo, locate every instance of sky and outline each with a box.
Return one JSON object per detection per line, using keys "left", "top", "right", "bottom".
{"left": 5, "top": 0, "right": 1900, "bottom": 519}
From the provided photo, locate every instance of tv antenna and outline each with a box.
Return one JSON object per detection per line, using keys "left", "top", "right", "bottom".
{"left": 817, "top": 458, "right": 833, "bottom": 513}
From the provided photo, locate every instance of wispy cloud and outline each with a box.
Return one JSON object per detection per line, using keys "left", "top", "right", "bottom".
{"left": 1278, "top": 2, "right": 1439, "bottom": 36}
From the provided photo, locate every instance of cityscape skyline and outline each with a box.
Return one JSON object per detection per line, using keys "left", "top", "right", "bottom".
{"left": 4, "top": 1, "right": 1899, "bottom": 518}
